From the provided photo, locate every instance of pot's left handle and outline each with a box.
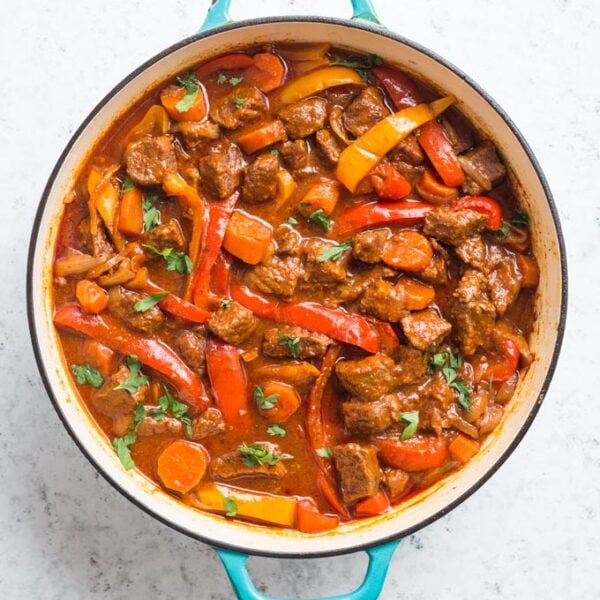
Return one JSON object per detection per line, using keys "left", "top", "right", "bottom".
{"left": 199, "top": 0, "right": 380, "bottom": 33}
{"left": 213, "top": 539, "right": 400, "bottom": 600}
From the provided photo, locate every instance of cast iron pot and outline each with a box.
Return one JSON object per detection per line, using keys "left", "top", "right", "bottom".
{"left": 27, "top": 1, "right": 567, "bottom": 598}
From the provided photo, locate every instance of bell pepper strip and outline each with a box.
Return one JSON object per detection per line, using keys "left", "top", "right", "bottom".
{"left": 211, "top": 251, "right": 232, "bottom": 297}
{"left": 243, "top": 53, "right": 286, "bottom": 93}
{"left": 452, "top": 195, "right": 503, "bottom": 230}
{"left": 372, "top": 66, "right": 422, "bottom": 110}
{"left": 415, "top": 168, "right": 458, "bottom": 204}
{"left": 369, "top": 164, "right": 412, "bottom": 200}
{"left": 279, "top": 66, "right": 365, "bottom": 105}
{"left": 236, "top": 119, "right": 287, "bottom": 154}
{"left": 366, "top": 319, "right": 399, "bottom": 355}
{"left": 474, "top": 338, "right": 520, "bottom": 384}
{"left": 230, "top": 283, "right": 382, "bottom": 353}
{"left": 144, "top": 280, "right": 210, "bottom": 323}
{"left": 54, "top": 303, "right": 209, "bottom": 412}
{"left": 417, "top": 120, "right": 465, "bottom": 187}
{"left": 126, "top": 105, "right": 170, "bottom": 140}
{"left": 296, "top": 498, "right": 340, "bottom": 533}
{"left": 223, "top": 210, "right": 273, "bottom": 265}
{"left": 335, "top": 201, "right": 433, "bottom": 236}
{"left": 375, "top": 436, "right": 448, "bottom": 472}
{"left": 336, "top": 97, "right": 456, "bottom": 192}
{"left": 195, "top": 53, "right": 255, "bottom": 80}
{"left": 191, "top": 192, "right": 239, "bottom": 307}
{"left": 354, "top": 489, "right": 391, "bottom": 517}
{"left": 205, "top": 337, "right": 250, "bottom": 426}
{"left": 448, "top": 434, "right": 480, "bottom": 465}
{"left": 517, "top": 254, "right": 540, "bottom": 288}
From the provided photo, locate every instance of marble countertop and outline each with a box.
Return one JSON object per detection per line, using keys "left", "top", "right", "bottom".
{"left": 1, "top": 0, "right": 599, "bottom": 598}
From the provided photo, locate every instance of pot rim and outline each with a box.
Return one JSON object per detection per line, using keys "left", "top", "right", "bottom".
{"left": 27, "top": 15, "right": 568, "bottom": 558}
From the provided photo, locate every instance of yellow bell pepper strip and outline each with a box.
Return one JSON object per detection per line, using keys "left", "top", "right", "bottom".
{"left": 126, "top": 105, "right": 170, "bottom": 140}
{"left": 186, "top": 482, "right": 297, "bottom": 527}
{"left": 279, "top": 66, "right": 365, "bottom": 105}
{"left": 336, "top": 96, "right": 457, "bottom": 192}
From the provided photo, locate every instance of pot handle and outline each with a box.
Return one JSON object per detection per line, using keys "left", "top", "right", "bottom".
{"left": 199, "top": 0, "right": 380, "bottom": 33}
{"left": 214, "top": 539, "right": 400, "bottom": 600}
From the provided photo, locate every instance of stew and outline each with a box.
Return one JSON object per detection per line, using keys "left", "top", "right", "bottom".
{"left": 52, "top": 44, "right": 538, "bottom": 532}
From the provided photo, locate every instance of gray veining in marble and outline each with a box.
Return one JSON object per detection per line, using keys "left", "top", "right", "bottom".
{"left": 1, "top": 0, "right": 599, "bottom": 598}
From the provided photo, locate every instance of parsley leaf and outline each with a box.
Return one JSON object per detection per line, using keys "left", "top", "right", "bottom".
{"left": 112, "top": 431, "right": 136, "bottom": 470}
{"left": 316, "top": 447, "right": 333, "bottom": 459}
{"left": 71, "top": 363, "right": 104, "bottom": 388}
{"left": 151, "top": 385, "right": 192, "bottom": 434}
{"left": 132, "top": 403, "right": 147, "bottom": 429}
{"left": 220, "top": 299, "right": 231, "bottom": 309}
{"left": 121, "top": 176, "right": 134, "bottom": 193}
{"left": 175, "top": 72, "right": 200, "bottom": 113}
{"left": 216, "top": 72, "right": 228, "bottom": 85}
{"left": 254, "top": 385, "right": 279, "bottom": 410}
{"left": 144, "top": 245, "right": 193, "bottom": 274}
{"left": 279, "top": 334, "right": 301, "bottom": 359}
{"left": 233, "top": 97, "right": 247, "bottom": 109}
{"left": 216, "top": 72, "right": 244, "bottom": 87}
{"left": 317, "top": 241, "right": 352, "bottom": 263}
{"left": 142, "top": 195, "right": 160, "bottom": 232}
{"left": 228, "top": 75, "right": 244, "bottom": 86}
{"left": 133, "top": 291, "right": 169, "bottom": 313}
{"left": 329, "top": 53, "right": 382, "bottom": 81}
{"left": 115, "top": 356, "right": 149, "bottom": 395}
{"left": 238, "top": 443, "right": 292, "bottom": 467}
{"left": 400, "top": 411, "right": 419, "bottom": 440}
{"left": 267, "top": 424, "right": 286, "bottom": 438}
{"left": 286, "top": 216, "right": 298, "bottom": 225}
{"left": 308, "top": 209, "right": 331, "bottom": 232}
{"left": 223, "top": 496, "right": 238, "bottom": 517}
{"left": 496, "top": 222, "right": 511, "bottom": 240}
{"left": 429, "top": 350, "right": 471, "bottom": 410}
{"left": 270, "top": 148, "right": 280, "bottom": 156}
{"left": 429, "top": 351, "right": 448, "bottom": 369}
{"left": 511, "top": 211, "right": 529, "bottom": 227}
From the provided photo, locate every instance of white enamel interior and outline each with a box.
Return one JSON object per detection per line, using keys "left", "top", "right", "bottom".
{"left": 30, "top": 20, "right": 565, "bottom": 557}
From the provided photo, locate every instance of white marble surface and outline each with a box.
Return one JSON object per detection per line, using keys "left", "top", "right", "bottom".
{"left": 1, "top": 0, "right": 599, "bottom": 598}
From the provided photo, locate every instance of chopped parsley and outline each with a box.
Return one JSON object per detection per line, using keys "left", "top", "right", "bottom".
{"left": 220, "top": 299, "right": 231, "bottom": 309}
{"left": 400, "top": 411, "right": 419, "bottom": 440}
{"left": 279, "top": 334, "right": 301, "bottom": 359}
{"left": 217, "top": 72, "right": 244, "bottom": 87}
{"left": 254, "top": 385, "right": 279, "bottom": 410}
{"left": 316, "top": 447, "right": 333, "bottom": 459}
{"left": 233, "top": 96, "right": 247, "bottom": 109}
{"left": 142, "top": 195, "right": 160, "bottom": 232}
{"left": 496, "top": 222, "right": 511, "bottom": 240}
{"left": 175, "top": 72, "right": 200, "bottom": 112}
{"left": 329, "top": 53, "right": 382, "bottom": 81}
{"left": 286, "top": 216, "right": 298, "bottom": 225}
{"left": 133, "top": 291, "right": 169, "bottom": 313}
{"left": 238, "top": 443, "right": 292, "bottom": 467}
{"left": 71, "top": 363, "right": 104, "bottom": 388}
{"left": 144, "top": 244, "right": 193, "bottom": 274}
{"left": 151, "top": 385, "right": 193, "bottom": 436}
{"left": 270, "top": 148, "right": 280, "bottom": 156}
{"left": 317, "top": 241, "right": 352, "bottom": 263}
{"left": 121, "top": 176, "right": 134, "bottom": 193}
{"left": 307, "top": 209, "right": 331, "bottom": 232}
{"left": 223, "top": 496, "right": 238, "bottom": 517}
{"left": 114, "top": 356, "right": 149, "bottom": 395}
{"left": 132, "top": 403, "right": 147, "bottom": 429}
{"left": 511, "top": 211, "right": 529, "bottom": 227}
{"left": 267, "top": 424, "right": 286, "bottom": 438}
{"left": 428, "top": 350, "right": 471, "bottom": 410}
{"left": 112, "top": 431, "right": 136, "bottom": 470}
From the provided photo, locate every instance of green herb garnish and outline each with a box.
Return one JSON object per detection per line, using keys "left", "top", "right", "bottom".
{"left": 317, "top": 241, "right": 352, "bottom": 263}
{"left": 223, "top": 496, "right": 238, "bottom": 517}
{"left": 270, "top": 148, "right": 280, "bottom": 156}
{"left": 267, "top": 424, "right": 286, "bottom": 438}
{"left": 151, "top": 385, "right": 192, "bottom": 434}
{"left": 121, "top": 176, "right": 134, "bottom": 193}
{"left": 496, "top": 222, "right": 511, "bottom": 240}
{"left": 400, "top": 411, "right": 419, "bottom": 440}
{"left": 144, "top": 244, "right": 193, "bottom": 274}
{"left": 112, "top": 431, "right": 136, "bottom": 470}
{"left": 217, "top": 72, "right": 244, "bottom": 87}
{"left": 429, "top": 350, "right": 471, "bottom": 410}
{"left": 233, "top": 97, "right": 247, "bottom": 109}
{"left": 279, "top": 335, "right": 301, "bottom": 359}
{"left": 254, "top": 385, "right": 279, "bottom": 410}
{"left": 316, "top": 447, "right": 333, "bottom": 459}
{"left": 133, "top": 291, "right": 169, "bottom": 313}
{"left": 175, "top": 72, "right": 200, "bottom": 112}
{"left": 329, "top": 53, "right": 382, "bottom": 81}
{"left": 307, "top": 209, "right": 331, "bottom": 232}
{"left": 220, "top": 299, "right": 231, "bottom": 309}
{"left": 238, "top": 443, "right": 292, "bottom": 467}
{"left": 71, "top": 363, "right": 104, "bottom": 388}
{"left": 286, "top": 216, "right": 298, "bottom": 225}
{"left": 132, "top": 403, "right": 147, "bottom": 429}
{"left": 511, "top": 211, "right": 529, "bottom": 227}
{"left": 142, "top": 195, "right": 160, "bottom": 232}
{"left": 115, "top": 356, "right": 149, "bottom": 395}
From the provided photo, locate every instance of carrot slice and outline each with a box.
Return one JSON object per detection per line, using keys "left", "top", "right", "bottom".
{"left": 395, "top": 278, "right": 435, "bottom": 310}
{"left": 258, "top": 381, "right": 301, "bottom": 423}
{"left": 157, "top": 440, "right": 209, "bottom": 494}
{"left": 517, "top": 254, "right": 540, "bottom": 288}
{"left": 82, "top": 339, "right": 115, "bottom": 377}
{"left": 223, "top": 210, "right": 273, "bottom": 265}
{"left": 354, "top": 489, "right": 391, "bottom": 517}
{"left": 375, "top": 436, "right": 447, "bottom": 472}
{"left": 298, "top": 180, "right": 340, "bottom": 217}
{"left": 75, "top": 280, "right": 108, "bottom": 314}
{"left": 244, "top": 53, "right": 286, "bottom": 92}
{"left": 296, "top": 498, "right": 339, "bottom": 533}
{"left": 160, "top": 85, "right": 206, "bottom": 122}
{"left": 118, "top": 186, "right": 144, "bottom": 236}
{"left": 448, "top": 434, "right": 480, "bottom": 465}
{"left": 236, "top": 119, "right": 287, "bottom": 154}
{"left": 382, "top": 230, "right": 433, "bottom": 272}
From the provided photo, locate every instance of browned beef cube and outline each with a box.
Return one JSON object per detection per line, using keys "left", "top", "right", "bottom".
{"left": 209, "top": 84, "right": 267, "bottom": 130}
{"left": 343, "top": 87, "right": 388, "bottom": 138}
{"left": 124, "top": 135, "right": 177, "bottom": 186}
{"left": 245, "top": 255, "right": 303, "bottom": 298}
{"left": 440, "top": 115, "right": 474, "bottom": 154}
{"left": 315, "top": 128, "right": 345, "bottom": 164}
{"left": 448, "top": 269, "right": 496, "bottom": 355}
{"left": 274, "top": 224, "right": 303, "bottom": 256}
{"left": 191, "top": 407, "right": 226, "bottom": 440}
{"left": 279, "top": 139, "right": 310, "bottom": 171}
{"left": 137, "top": 416, "right": 184, "bottom": 437}
{"left": 352, "top": 229, "right": 388, "bottom": 263}
{"left": 322, "top": 84, "right": 361, "bottom": 108}
{"left": 423, "top": 206, "right": 488, "bottom": 246}
{"left": 107, "top": 286, "right": 165, "bottom": 334}
{"left": 342, "top": 395, "right": 402, "bottom": 436}
{"left": 79, "top": 218, "right": 115, "bottom": 256}
{"left": 174, "top": 327, "right": 206, "bottom": 374}
{"left": 390, "top": 133, "right": 425, "bottom": 165}
{"left": 262, "top": 325, "right": 331, "bottom": 360}
{"left": 210, "top": 443, "right": 287, "bottom": 480}
{"left": 459, "top": 141, "right": 506, "bottom": 195}
{"left": 207, "top": 301, "right": 257, "bottom": 346}
{"left": 335, "top": 266, "right": 396, "bottom": 304}
{"left": 455, "top": 236, "right": 487, "bottom": 270}
{"left": 400, "top": 308, "right": 452, "bottom": 351}
{"left": 383, "top": 468, "right": 410, "bottom": 499}
{"left": 486, "top": 251, "right": 522, "bottom": 316}
{"left": 393, "top": 345, "right": 428, "bottom": 384}
{"left": 360, "top": 279, "right": 408, "bottom": 323}
{"left": 418, "top": 252, "right": 447, "bottom": 286}
{"left": 142, "top": 218, "right": 185, "bottom": 250}
{"left": 303, "top": 238, "right": 348, "bottom": 284}
{"left": 278, "top": 97, "right": 328, "bottom": 139}
{"left": 197, "top": 141, "right": 244, "bottom": 198}
{"left": 173, "top": 119, "right": 220, "bottom": 150}
{"left": 335, "top": 354, "right": 400, "bottom": 402}
{"left": 333, "top": 443, "right": 381, "bottom": 504}
{"left": 242, "top": 153, "right": 279, "bottom": 203}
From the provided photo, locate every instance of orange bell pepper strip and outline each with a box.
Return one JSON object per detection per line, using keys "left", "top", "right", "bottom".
{"left": 415, "top": 168, "right": 458, "bottom": 204}
{"left": 205, "top": 338, "right": 250, "bottom": 426}
{"left": 223, "top": 210, "right": 273, "bottom": 265}
{"left": 517, "top": 254, "right": 540, "bottom": 288}
{"left": 375, "top": 436, "right": 448, "bottom": 472}
{"left": 54, "top": 304, "right": 209, "bottom": 413}
{"left": 452, "top": 195, "right": 503, "bottom": 230}
{"left": 417, "top": 120, "right": 465, "bottom": 187}
{"left": 298, "top": 180, "right": 340, "bottom": 217}
{"left": 126, "top": 105, "right": 170, "bottom": 140}
{"left": 355, "top": 489, "right": 391, "bottom": 517}
{"left": 236, "top": 119, "right": 287, "bottom": 154}
{"left": 118, "top": 182, "right": 144, "bottom": 236}
{"left": 195, "top": 53, "right": 255, "bottom": 80}
{"left": 448, "top": 434, "right": 480, "bottom": 465}
{"left": 279, "top": 66, "right": 365, "bottom": 104}
{"left": 243, "top": 53, "right": 286, "bottom": 93}
{"left": 369, "top": 164, "right": 412, "bottom": 200}
{"left": 144, "top": 280, "right": 210, "bottom": 323}
{"left": 296, "top": 498, "right": 340, "bottom": 533}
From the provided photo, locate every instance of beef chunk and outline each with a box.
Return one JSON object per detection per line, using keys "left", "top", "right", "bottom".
{"left": 241, "top": 153, "right": 279, "bottom": 203}
{"left": 303, "top": 238, "right": 348, "bottom": 284}
{"left": 459, "top": 141, "right": 506, "bottom": 195}
{"left": 262, "top": 326, "right": 331, "bottom": 360}
{"left": 191, "top": 407, "right": 226, "bottom": 440}
{"left": 335, "top": 354, "right": 400, "bottom": 402}
{"left": 142, "top": 218, "right": 185, "bottom": 251}
{"left": 173, "top": 120, "right": 220, "bottom": 150}
{"left": 343, "top": 87, "right": 389, "bottom": 137}
{"left": 79, "top": 218, "right": 115, "bottom": 257}
{"left": 352, "top": 229, "right": 388, "bottom": 264}
{"left": 174, "top": 328, "right": 206, "bottom": 374}
{"left": 315, "top": 129, "right": 345, "bottom": 164}
{"left": 279, "top": 139, "right": 310, "bottom": 171}
{"left": 360, "top": 279, "right": 408, "bottom": 323}
{"left": 211, "top": 443, "right": 287, "bottom": 480}
{"left": 342, "top": 395, "right": 402, "bottom": 436}
{"left": 418, "top": 251, "right": 447, "bottom": 286}
{"left": 448, "top": 269, "right": 496, "bottom": 355}
{"left": 137, "top": 416, "right": 184, "bottom": 437}
{"left": 245, "top": 255, "right": 303, "bottom": 298}
{"left": 333, "top": 443, "right": 381, "bottom": 504}
{"left": 400, "top": 308, "right": 452, "bottom": 351}
{"left": 124, "top": 135, "right": 177, "bottom": 186}
{"left": 390, "top": 134, "right": 425, "bottom": 165}
{"left": 486, "top": 251, "right": 522, "bottom": 316}
{"left": 455, "top": 236, "right": 487, "bottom": 270}
{"left": 107, "top": 286, "right": 165, "bottom": 333}
{"left": 335, "top": 266, "right": 396, "bottom": 304}
{"left": 383, "top": 468, "right": 410, "bottom": 499}
{"left": 440, "top": 115, "right": 474, "bottom": 154}
{"left": 207, "top": 301, "right": 257, "bottom": 346}
{"left": 423, "top": 206, "right": 488, "bottom": 246}
{"left": 393, "top": 345, "right": 428, "bottom": 384}
{"left": 278, "top": 97, "right": 328, "bottom": 139}
{"left": 209, "top": 84, "right": 267, "bottom": 130}
{"left": 274, "top": 224, "right": 303, "bottom": 256}
{"left": 197, "top": 141, "right": 244, "bottom": 198}
{"left": 322, "top": 84, "right": 361, "bottom": 108}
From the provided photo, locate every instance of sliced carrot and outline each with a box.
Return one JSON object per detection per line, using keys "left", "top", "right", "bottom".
{"left": 118, "top": 186, "right": 143, "bottom": 236}
{"left": 415, "top": 168, "right": 458, "bottom": 204}
{"left": 298, "top": 180, "right": 340, "bottom": 217}
{"left": 395, "top": 278, "right": 435, "bottom": 310}
{"left": 156, "top": 440, "right": 209, "bottom": 494}
{"left": 223, "top": 210, "right": 273, "bottom": 265}
{"left": 354, "top": 489, "right": 391, "bottom": 517}
{"left": 75, "top": 280, "right": 108, "bottom": 314}
{"left": 244, "top": 53, "right": 286, "bottom": 92}
{"left": 82, "top": 339, "right": 115, "bottom": 377}
{"left": 259, "top": 381, "right": 301, "bottom": 423}
{"left": 517, "top": 254, "right": 540, "bottom": 288}
{"left": 448, "top": 434, "right": 480, "bottom": 465}
{"left": 236, "top": 119, "right": 287, "bottom": 154}
{"left": 382, "top": 230, "right": 433, "bottom": 272}
{"left": 296, "top": 498, "right": 339, "bottom": 533}
{"left": 160, "top": 85, "right": 206, "bottom": 122}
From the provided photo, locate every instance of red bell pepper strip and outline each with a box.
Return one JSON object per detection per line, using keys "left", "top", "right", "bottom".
{"left": 369, "top": 164, "right": 412, "bottom": 200}
{"left": 192, "top": 192, "right": 238, "bottom": 308}
{"left": 210, "top": 251, "right": 232, "bottom": 298}
{"left": 372, "top": 67, "right": 422, "bottom": 110}
{"left": 354, "top": 489, "right": 391, "bottom": 517}
{"left": 375, "top": 436, "right": 447, "bottom": 472}
{"left": 205, "top": 337, "right": 250, "bottom": 426}
{"left": 296, "top": 498, "right": 340, "bottom": 533}
{"left": 54, "top": 304, "right": 209, "bottom": 413}
{"left": 452, "top": 196, "right": 503, "bottom": 230}
{"left": 145, "top": 281, "right": 210, "bottom": 323}
{"left": 195, "top": 53, "right": 254, "bottom": 80}
{"left": 477, "top": 338, "right": 520, "bottom": 383}
{"left": 335, "top": 201, "right": 433, "bottom": 236}
{"left": 231, "top": 283, "right": 382, "bottom": 353}
{"left": 417, "top": 121, "right": 465, "bottom": 187}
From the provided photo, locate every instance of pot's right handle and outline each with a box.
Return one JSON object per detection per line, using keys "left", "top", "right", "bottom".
{"left": 214, "top": 539, "right": 400, "bottom": 600}
{"left": 199, "top": 0, "right": 380, "bottom": 33}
